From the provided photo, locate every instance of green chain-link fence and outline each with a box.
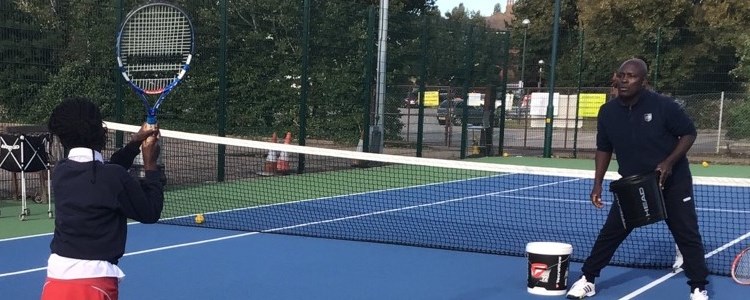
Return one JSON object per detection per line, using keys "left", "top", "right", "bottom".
{"left": 1, "top": 1, "right": 748, "bottom": 195}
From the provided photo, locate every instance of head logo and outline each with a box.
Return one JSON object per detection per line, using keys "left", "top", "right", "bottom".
{"left": 644, "top": 113, "right": 652, "bottom": 122}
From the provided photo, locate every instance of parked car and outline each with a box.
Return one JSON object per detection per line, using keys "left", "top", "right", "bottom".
{"left": 402, "top": 97, "right": 418, "bottom": 108}
{"left": 436, "top": 99, "right": 484, "bottom": 126}
{"left": 402, "top": 88, "right": 419, "bottom": 108}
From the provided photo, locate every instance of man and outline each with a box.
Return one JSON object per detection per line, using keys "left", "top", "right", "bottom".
{"left": 566, "top": 59, "right": 709, "bottom": 300}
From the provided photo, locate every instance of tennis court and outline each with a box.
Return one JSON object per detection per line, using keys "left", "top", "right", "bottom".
{"left": 1, "top": 124, "right": 749, "bottom": 299}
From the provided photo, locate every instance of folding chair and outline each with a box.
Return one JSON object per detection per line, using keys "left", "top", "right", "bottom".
{"left": 0, "top": 132, "right": 53, "bottom": 220}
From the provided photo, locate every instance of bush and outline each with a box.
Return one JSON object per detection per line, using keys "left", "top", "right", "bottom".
{"left": 725, "top": 98, "right": 750, "bottom": 139}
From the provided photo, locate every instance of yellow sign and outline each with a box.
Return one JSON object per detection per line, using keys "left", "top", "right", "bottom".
{"left": 423, "top": 91, "right": 439, "bottom": 107}
{"left": 578, "top": 93, "right": 606, "bottom": 117}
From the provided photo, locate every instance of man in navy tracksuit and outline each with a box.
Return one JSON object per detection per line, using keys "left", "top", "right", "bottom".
{"left": 566, "top": 59, "right": 709, "bottom": 300}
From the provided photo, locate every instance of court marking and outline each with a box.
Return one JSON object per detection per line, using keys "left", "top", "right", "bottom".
{"left": 0, "top": 177, "right": 579, "bottom": 278}
{"left": 3, "top": 173, "right": 746, "bottom": 297}
{"left": 619, "top": 230, "right": 750, "bottom": 299}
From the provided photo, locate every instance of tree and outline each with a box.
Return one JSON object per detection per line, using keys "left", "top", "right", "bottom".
{"left": 510, "top": 0, "right": 580, "bottom": 87}
{"left": 512, "top": 0, "right": 746, "bottom": 93}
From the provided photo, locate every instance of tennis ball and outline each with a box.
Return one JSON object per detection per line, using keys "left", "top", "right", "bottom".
{"left": 503, "top": 152, "right": 509, "bottom": 157}
{"left": 702, "top": 161, "right": 709, "bottom": 168}
{"left": 195, "top": 214, "right": 205, "bottom": 224}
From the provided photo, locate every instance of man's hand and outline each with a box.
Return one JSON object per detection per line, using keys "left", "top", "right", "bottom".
{"left": 655, "top": 160, "right": 674, "bottom": 188}
{"left": 590, "top": 184, "right": 604, "bottom": 208}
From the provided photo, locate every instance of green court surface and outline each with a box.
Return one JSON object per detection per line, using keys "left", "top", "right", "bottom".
{"left": 474, "top": 156, "right": 750, "bottom": 178}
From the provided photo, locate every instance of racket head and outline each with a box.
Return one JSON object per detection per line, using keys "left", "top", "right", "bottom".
{"left": 731, "top": 247, "right": 750, "bottom": 285}
{"left": 116, "top": 2, "right": 194, "bottom": 96}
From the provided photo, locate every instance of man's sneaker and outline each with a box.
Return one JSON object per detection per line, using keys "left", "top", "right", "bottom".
{"left": 566, "top": 276, "right": 596, "bottom": 299}
{"left": 690, "top": 288, "right": 708, "bottom": 300}
{"left": 672, "top": 244, "right": 684, "bottom": 272}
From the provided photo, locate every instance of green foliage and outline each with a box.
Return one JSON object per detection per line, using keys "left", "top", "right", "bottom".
{"left": 512, "top": 0, "right": 748, "bottom": 93}
{"left": 4, "top": 0, "right": 750, "bottom": 147}
{"left": 725, "top": 98, "right": 750, "bottom": 139}
{"left": 731, "top": 34, "right": 750, "bottom": 84}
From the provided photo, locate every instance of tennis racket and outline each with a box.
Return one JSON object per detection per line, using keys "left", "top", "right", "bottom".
{"left": 731, "top": 246, "right": 750, "bottom": 285}
{"left": 116, "top": 2, "right": 194, "bottom": 125}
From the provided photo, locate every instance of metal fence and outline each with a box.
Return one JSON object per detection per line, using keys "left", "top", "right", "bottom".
{"left": 1, "top": 1, "right": 748, "bottom": 175}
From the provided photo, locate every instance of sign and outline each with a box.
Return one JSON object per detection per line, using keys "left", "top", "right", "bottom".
{"left": 529, "top": 92, "right": 559, "bottom": 116}
{"left": 578, "top": 93, "right": 606, "bottom": 117}
{"left": 467, "top": 92, "right": 484, "bottom": 106}
{"left": 495, "top": 93, "right": 514, "bottom": 109}
{"left": 423, "top": 91, "right": 439, "bottom": 107}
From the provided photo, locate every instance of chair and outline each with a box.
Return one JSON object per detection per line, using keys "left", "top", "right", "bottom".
{"left": 0, "top": 132, "right": 53, "bottom": 220}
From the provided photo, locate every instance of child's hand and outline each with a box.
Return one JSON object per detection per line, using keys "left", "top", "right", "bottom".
{"left": 140, "top": 124, "right": 160, "bottom": 170}
{"left": 131, "top": 123, "right": 159, "bottom": 144}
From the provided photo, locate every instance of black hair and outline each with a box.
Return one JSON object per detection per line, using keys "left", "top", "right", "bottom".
{"left": 47, "top": 97, "right": 107, "bottom": 152}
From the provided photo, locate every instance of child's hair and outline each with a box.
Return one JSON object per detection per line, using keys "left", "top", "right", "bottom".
{"left": 47, "top": 97, "right": 107, "bottom": 151}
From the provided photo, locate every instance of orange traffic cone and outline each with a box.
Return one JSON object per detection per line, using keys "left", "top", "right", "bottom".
{"left": 276, "top": 132, "right": 292, "bottom": 174}
{"left": 258, "top": 133, "right": 278, "bottom": 176}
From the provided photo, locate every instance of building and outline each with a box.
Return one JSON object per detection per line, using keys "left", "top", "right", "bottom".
{"left": 485, "top": 0, "right": 515, "bottom": 30}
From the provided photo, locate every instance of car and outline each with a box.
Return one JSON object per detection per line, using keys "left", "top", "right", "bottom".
{"left": 436, "top": 99, "right": 484, "bottom": 126}
{"left": 403, "top": 96, "right": 418, "bottom": 108}
{"left": 402, "top": 89, "right": 419, "bottom": 108}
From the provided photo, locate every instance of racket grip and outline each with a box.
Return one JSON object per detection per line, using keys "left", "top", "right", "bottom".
{"left": 146, "top": 111, "right": 157, "bottom": 127}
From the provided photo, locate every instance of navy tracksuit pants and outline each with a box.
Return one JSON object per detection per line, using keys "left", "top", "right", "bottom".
{"left": 581, "top": 177, "right": 710, "bottom": 288}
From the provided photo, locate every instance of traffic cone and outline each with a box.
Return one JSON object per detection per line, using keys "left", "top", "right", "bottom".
{"left": 258, "top": 132, "right": 278, "bottom": 176}
{"left": 276, "top": 132, "right": 292, "bottom": 174}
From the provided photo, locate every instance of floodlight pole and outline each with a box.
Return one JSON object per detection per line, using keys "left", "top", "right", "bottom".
{"left": 520, "top": 19, "right": 530, "bottom": 87}
{"left": 372, "top": 0, "right": 389, "bottom": 153}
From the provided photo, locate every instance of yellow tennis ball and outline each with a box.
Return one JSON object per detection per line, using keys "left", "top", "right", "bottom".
{"left": 503, "top": 152, "right": 509, "bottom": 157}
{"left": 702, "top": 161, "right": 709, "bottom": 168}
{"left": 195, "top": 214, "right": 205, "bottom": 224}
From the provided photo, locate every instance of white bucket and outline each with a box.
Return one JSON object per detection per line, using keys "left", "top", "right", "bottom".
{"left": 526, "top": 242, "right": 573, "bottom": 296}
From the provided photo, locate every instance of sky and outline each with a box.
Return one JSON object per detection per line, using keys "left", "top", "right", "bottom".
{"left": 434, "top": 0, "right": 504, "bottom": 16}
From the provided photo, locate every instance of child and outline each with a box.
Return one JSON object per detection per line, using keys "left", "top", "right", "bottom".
{"left": 41, "top": 97, "right": 164, "bottom": 300}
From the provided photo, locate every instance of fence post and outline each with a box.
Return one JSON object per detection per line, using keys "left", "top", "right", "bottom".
{"left": 416, "top": 13, "right": 429, "bottom": 157}
{"left": 543, "top": 0, "right": 562, "bottom": 158}
{"left": 716, "top": 91, "right": 725, "bottom": 154}
{"left": 460, "top": 24, "right": 475, "bottom": 159}
{"left": 361, "top": 6, "right": 376, "bottom": 154}
{"left": 654, "top": 27, "right": 662, "bottom": 90}
{"left": 573, "top": 28, "right": 584, "bottom": 158}
{"left": 115, "top": 0, "right": 124, "bottom": 148}
{"left": 216, "top": 0, "right": 228, "bottom": 182}
{"left": 298, "top": 0, "right": 311, "bottom": 173}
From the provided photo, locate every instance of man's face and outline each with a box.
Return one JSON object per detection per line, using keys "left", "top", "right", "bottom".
{"left": 616, "top": 62, "right": 646, "bottom": 98}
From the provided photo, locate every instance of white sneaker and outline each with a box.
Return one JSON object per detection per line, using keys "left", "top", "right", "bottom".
{"left": 690, "top": 288, "right": 708, "bottom": 300}
{"left": 673, "top": 244, "right": 684, "bottom": 272}
{"left": 566, "top": 276, "right": 596, "bottom": 299}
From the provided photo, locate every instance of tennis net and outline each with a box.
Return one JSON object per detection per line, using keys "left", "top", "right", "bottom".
{"left": 103, "top": 121, "right": 750, "bottom": 276}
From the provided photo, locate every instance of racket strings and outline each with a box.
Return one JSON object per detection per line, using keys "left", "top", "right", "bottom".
{"left": 735, "top": 251, "right": 750, "bottom": 282}
{"left": 120, "top": 5, "right": 192, "bottom": 93}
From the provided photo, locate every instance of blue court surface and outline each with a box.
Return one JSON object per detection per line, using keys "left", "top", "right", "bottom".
{"left": 0, "top": 223, "right": 747, "bottom": 299}
{"left": 2, "top": 170, "right": 748, "bottom": 299}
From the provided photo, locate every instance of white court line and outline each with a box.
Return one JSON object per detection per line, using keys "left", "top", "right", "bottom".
{"left": 0, "top": 173, "right": 511, "bottom": 243}
{"left": 618, "top": 230, "right": 750, "bottom": 299}
{"left": 0, "top": 176, "right": 579, "bottom": 279}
